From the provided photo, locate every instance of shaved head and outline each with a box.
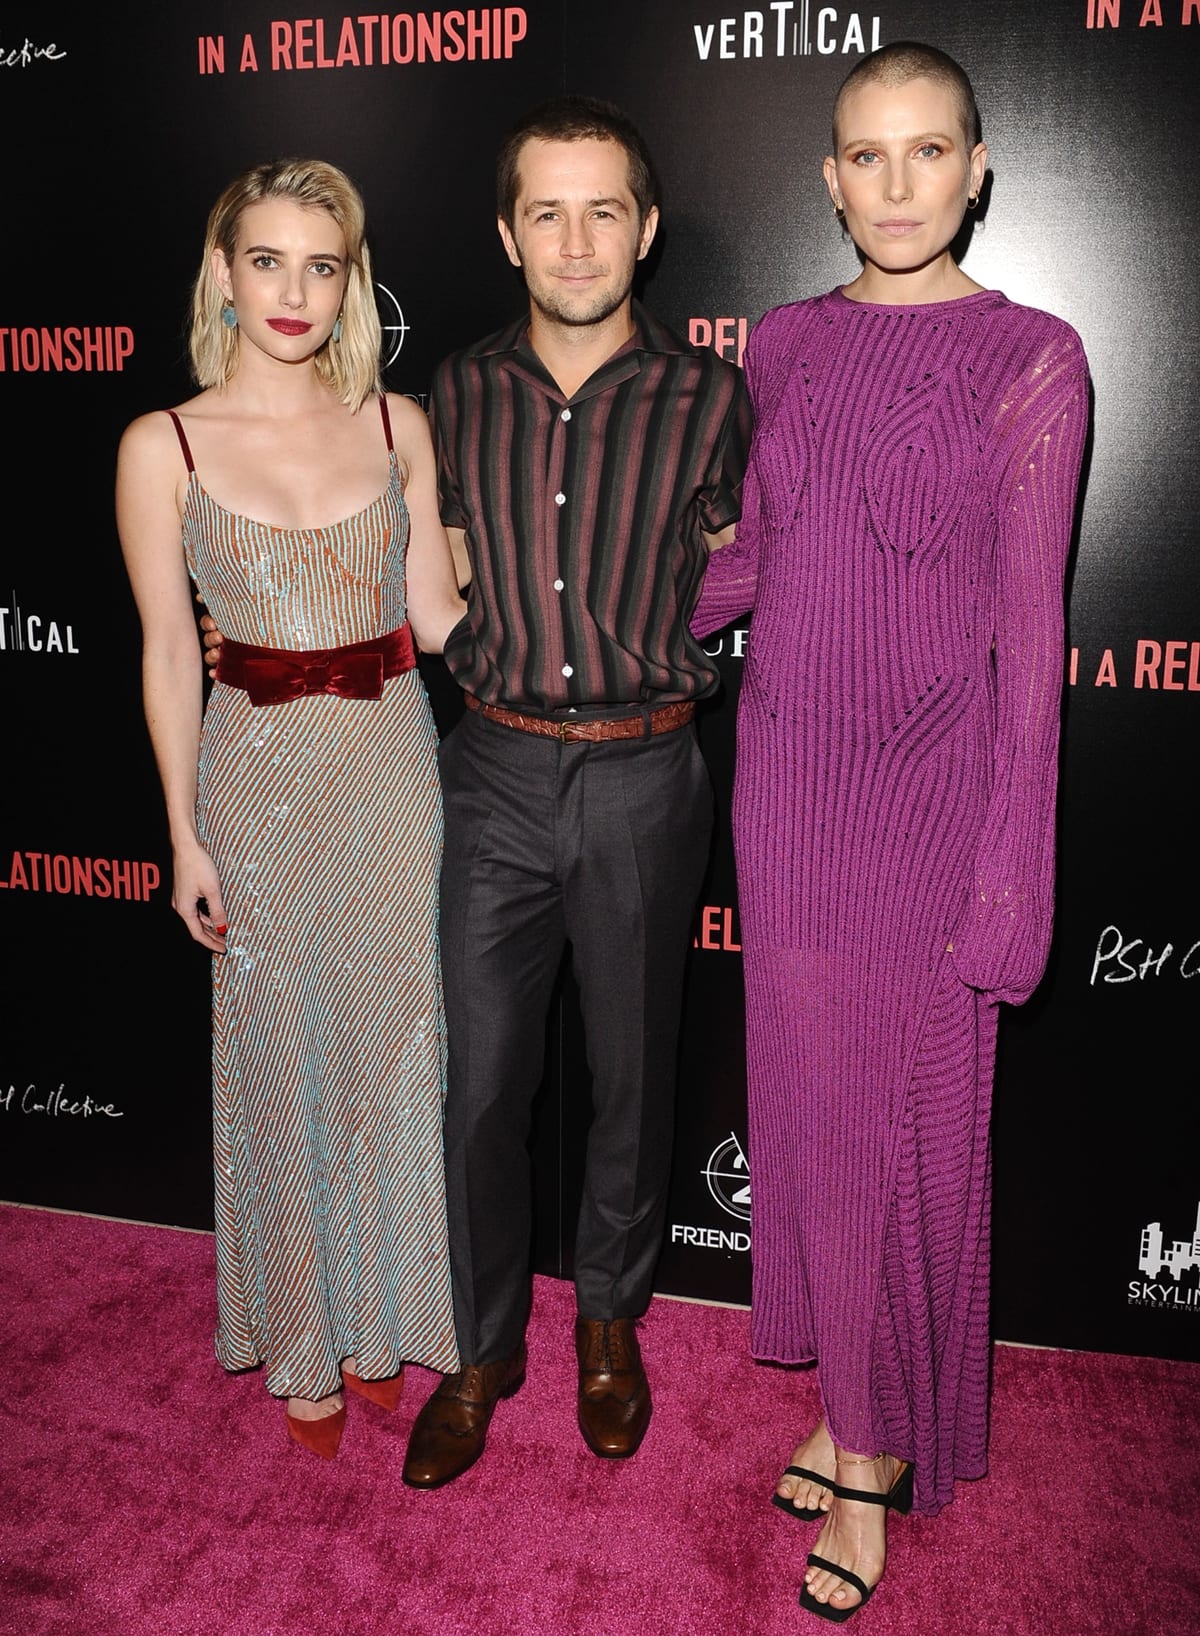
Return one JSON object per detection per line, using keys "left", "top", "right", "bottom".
{"left": 832, "top": 41, "right": 982, "bottom": 150}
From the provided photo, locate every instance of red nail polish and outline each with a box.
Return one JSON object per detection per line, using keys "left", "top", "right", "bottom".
{"left": 215, "top": 924, "right": 228, "bottom": 935}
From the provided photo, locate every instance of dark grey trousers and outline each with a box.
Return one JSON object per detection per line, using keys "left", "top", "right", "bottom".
{"left": 437, "top": 706, "right": 714, "bottom": 1365}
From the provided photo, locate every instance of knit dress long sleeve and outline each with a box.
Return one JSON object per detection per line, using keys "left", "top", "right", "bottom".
{"left": 698, "top": 288, "right": 1089, "bottom": 1514}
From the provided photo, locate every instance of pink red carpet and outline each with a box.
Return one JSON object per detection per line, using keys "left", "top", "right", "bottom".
{"left": 1, "top": 1202, "right": 1196, "bottom": 1636}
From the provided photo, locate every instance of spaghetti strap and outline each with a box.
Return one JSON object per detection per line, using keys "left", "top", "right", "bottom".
{"left": 378, "top": 393, "right": 395, "bottom": 455}
{"left": 166, "top": 410, "right": 195, "bottom": 473}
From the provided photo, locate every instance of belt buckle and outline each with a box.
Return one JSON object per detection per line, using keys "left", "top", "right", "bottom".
{"left": 558, "top": 718, "right": 578, "bottom": 742}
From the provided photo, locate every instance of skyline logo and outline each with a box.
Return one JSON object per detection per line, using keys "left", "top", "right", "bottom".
{"left": 1128, "top": 1199, "right": 1200, "bottom": 1313}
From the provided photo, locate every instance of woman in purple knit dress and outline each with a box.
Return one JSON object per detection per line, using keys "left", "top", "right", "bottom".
{"left": 692, "top": 43, "right": 1089, "bottom": 1622}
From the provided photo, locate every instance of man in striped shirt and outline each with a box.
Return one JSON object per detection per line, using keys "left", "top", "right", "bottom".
{"left": 402, "top": 96, "right": 752, "bottom": 1489}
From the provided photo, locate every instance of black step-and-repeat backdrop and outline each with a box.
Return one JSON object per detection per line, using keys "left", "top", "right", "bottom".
{"left": 2, "top": 3, "right": 1195, "bottom": 1364}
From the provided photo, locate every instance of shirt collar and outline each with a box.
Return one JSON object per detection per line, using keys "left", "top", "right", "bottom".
{"left": 472, "top": 300, "right": 692, "bottom": 362}
{"left": 473, "top": 300, "right": 693, "bottom": 404}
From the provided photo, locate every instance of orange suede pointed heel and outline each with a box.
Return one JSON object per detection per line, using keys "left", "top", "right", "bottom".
{"left": 286, "top": 1402, "right": 346, "bottom": 1458}
{"left": 341, "top": 1365, "right": 405, "bottom": 1412}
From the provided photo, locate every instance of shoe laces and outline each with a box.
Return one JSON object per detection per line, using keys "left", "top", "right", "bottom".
{"left": 596, "top": 1320, "right": 636, "bottom": 1372}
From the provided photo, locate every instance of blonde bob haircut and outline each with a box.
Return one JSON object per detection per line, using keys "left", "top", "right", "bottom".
{"left": 190, "top": 157, "right": 382, "bottom": 410}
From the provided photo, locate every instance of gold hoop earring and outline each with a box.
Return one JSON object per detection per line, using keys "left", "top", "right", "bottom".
{"left": 833, "top": 199, "right": 845, "bottom": 221}
{"left": 966, "top": 192, "right": 979, "bottom": 210}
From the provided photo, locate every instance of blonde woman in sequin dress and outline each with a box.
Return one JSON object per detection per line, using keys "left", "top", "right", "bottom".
{"left": 116, "top": 159, "right": 465, "bottom": 1457}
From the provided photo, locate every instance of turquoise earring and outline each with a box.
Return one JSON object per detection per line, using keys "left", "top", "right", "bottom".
{"left": 332, "top": 316, "right": 343, "bottom": 342}
{"left": 221, "top": 304, "right": 238, "bottom": 330}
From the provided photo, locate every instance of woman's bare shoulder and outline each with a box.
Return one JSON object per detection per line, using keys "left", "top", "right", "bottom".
{"left": 380, "top": 390, "right": 435, "bottom": 470}
{"left": 120, "top": 389, "right": 213, "bottom": 451}
{"left": 380, "top": 390, "right": 432, "bottom": 437}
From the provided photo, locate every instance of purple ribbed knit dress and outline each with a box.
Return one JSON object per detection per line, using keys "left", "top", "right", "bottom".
{"left": 692, "top": 288, "right": 1089, "bottom": 1515}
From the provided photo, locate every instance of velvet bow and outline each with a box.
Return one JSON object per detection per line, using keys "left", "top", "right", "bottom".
{"left": 216, "top": 624, "right": 415, "bottom": 708}
{"left": 236, "top": 650, "right": 386, "bottom": 706}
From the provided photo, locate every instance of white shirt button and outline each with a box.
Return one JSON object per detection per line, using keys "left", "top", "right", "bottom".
{"left": 554, "top": 492, "right": 566, "bottom": 506}
{"left": 553, "top": 578, "right": 564, "bottom": 592}
{"left": 561, "top": 409, "right": 572, "bottom": 422}
{"left": 561, "top": 664, "right": 573, "bottom": 677}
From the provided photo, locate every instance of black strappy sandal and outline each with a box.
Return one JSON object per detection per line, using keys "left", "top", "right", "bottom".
{"left": 797, "top": 1455, "right": 913, "bottom": 1622}
{"left": 771, "top": 1463, "right": 834, "bottom": 1523}
{"left": 799, "top": 1554, "right": 876, "bottom": 1624}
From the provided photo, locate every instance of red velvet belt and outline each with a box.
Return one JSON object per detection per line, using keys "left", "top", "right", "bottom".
{"left": 216, "top": 623, "right": 416, "bottom": 707}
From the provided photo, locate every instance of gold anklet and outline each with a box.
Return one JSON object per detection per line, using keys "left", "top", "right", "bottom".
{"left": 835, "top": 1451, "right": 885, "bottom": 1465}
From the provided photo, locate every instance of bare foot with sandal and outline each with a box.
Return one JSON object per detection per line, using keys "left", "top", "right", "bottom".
{"left": 799, "top": 1447, "right": 913, "bottom": 1623}
{"left": 772, "top": 1418, "right": 837, "bottom": 1521}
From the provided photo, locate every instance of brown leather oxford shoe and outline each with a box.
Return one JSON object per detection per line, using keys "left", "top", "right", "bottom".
{"left": 401, "top": 1347, "right": 527, "bottom": 1489}
{"left": 575, "top": 1317, "right": 651, "bottom": 1458}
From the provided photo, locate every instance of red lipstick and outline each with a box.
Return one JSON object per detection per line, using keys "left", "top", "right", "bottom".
{"left": 266, "top": 318, "right": 312, "bottom": 335}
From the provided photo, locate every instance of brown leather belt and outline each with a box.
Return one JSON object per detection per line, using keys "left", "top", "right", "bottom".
{"left": 464, "top": 693, "right": 694, "bottom": 743}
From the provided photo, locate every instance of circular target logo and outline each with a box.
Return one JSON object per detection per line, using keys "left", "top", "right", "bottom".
{"left": 375, "top": 280, "right": 410, "bottom": 369}
{"left": 704, "top": 1132, "right": 751, "bottom": 1222}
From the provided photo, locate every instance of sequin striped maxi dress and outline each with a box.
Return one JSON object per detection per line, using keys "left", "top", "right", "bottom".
{"left": 691, "top": 291, "right": 1089, "bottom": 1515}
{"left": 172, "top": 403, "right": 459, "bottom": 1399}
